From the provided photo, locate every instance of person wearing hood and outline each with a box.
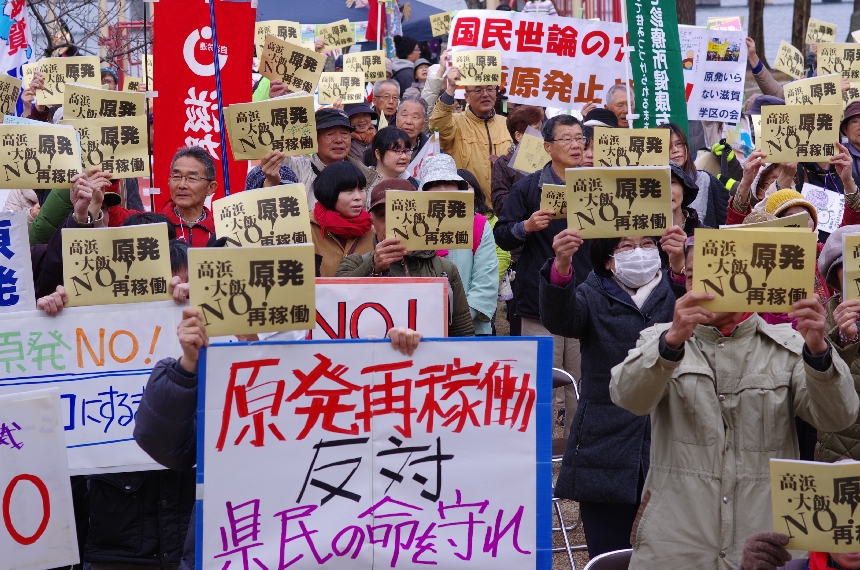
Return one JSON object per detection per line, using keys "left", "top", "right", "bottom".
{"left": 411, "top": 58, "right": 430, "bottom": 93}
{"left": 344, "top": 102, "right": 378, "bottom": 163}
{"left": 670, "top": 163, "right": 705, "bottom": 237}
{"left": 391, "top": 35, "right": 420, "bottom": 96}
{"left": 101, "top": 67, "right": 118, "bottom": 90}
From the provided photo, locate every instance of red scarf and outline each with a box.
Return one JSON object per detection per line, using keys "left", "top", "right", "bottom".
{"left": 808, "top": 552, "right": 836, "bottom": 569}
{"left": 313, "top": 202, "right": 371, "bottom": 240}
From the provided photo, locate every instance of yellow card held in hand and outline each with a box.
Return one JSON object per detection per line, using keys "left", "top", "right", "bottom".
{"left": 541, "top": 184, "right": 567, "bottom": 219}
{"left": 23, "top": 56, "right": 101, "bottom": 106}
{"left": 784, "top": 74, "right": 842, "bottom": 106}
{"left": 806, "top": 18, "right": 837, "bottom": 44}
{"left": 61, "top": 115, "right": 151, "bottom": 179}
{"left": 693, "top": 227, "right": 817, "bottom": 312}
{"left": 225, "top": 94, "right": 317, "bottom": 160}
{"left": 318, "top": 73, "right": 365, "bottom": 104}
{"left": 213, "top": 184, "right": 311, "bottom": 247}
{"left": 0, "top": 124, "right": 82, "bottom": 189}
{"left": 259, "top": 35, "right": 326, "bottom": 94}
{"left": 63, "top": 223, "right": 173, "bottom": 307}
{"left": 342, "top": 50, "right": 387, "bottom": 83}
{"left": 255, "top": 20, "right": 301, "bottom": 56}
{"left": 430, "top": 12, "right": 454, "bottom": 37}
{"left": 842, "top": 232, "right": 860, "bottom": 301}
{"left": 0, "top": 73, "right": 21, "bottom": 116}
{"left": 189, "top": 244, "right": 316, "bottom": 337}
{"left": 510, "top": 127, "right": 550, "bottom": 174}
{"left": 316, "top": 20, "right": 355, "bottom": 50}
{"left": 593, "top": 128, "right": 670, "bottom": 167}
{"left": 452, "top": 50, "right": 502, "bottom": 86}
{"left": 386, "top": 190, "right": 474, "bottom": 251}
{"left": 774, "top": 41, "right": 806, "bottom": 80}
{"left": 759, "top": 104, "right": 842, "bottom": 162}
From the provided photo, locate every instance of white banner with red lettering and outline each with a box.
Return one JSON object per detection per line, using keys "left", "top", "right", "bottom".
{"left": 449, "top": 10, "right": 630, "bottom": 110}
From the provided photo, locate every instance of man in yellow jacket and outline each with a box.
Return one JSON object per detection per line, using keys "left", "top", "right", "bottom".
{"left": 429, "top": 64, "right": 511, "bottom": 204}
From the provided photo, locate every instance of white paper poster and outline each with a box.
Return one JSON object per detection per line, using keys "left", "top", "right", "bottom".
{"left": 1, "top": 388, "right": 79, "bottom": 570}
{"left": 802, "top": 183, "right": 846, "bottom": 234}
{"left": 684, "top": 28, "right": 747, "bottom": 123}
{"left": 197, "top": 338, "right": 553, "bottom": 570}
{"left": 0, "top": 210, "right": 35, "bottom": 314}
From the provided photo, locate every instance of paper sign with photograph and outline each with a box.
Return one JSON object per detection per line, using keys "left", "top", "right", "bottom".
{"left": 316, "top": 19, "right": 355, "bottom": 50}
{"left": 258, "top": 35, "right": 326, "bottom": 95}
{"left": 342, "top": 50, "right": 386, "bottom": 82}
{"left": 774, "top": 41, "right": 806, "bottom": 80}
{"left": 64, "top": 83, "right": 145, "bottom": 119}
{"left": 760, "top": 104, "right": 842, "bottom": 162}
{"left": 317, "top": 72, "right": 365, "bottom": 104}
{"left": 593, "top": 127, "right": 669, "bottom": 167}
{"left": 784, "top": 74, "right": 842, "bottom": 106}
{"left": 23, "top": 56, "right": 101, "bottom": 106}
{"left": 189, "top": 244, "right": 316, "bottom": 337}
{"left": 213, "top": 184, "right": 311, "bottom": 247}
{"left": 61, "top": 115, "right": 150, "bottom": 178}
{"left": 541, "top": 184, "right": 567, "bottom": 219}
{"left": 693, "top": 227, "right": 817, "bottom": 312}
{"left": 386, "top": 190, "right": 474, "bottom": 251}
{"left": 0, "top": 124, "right": 82, "bottom": 189}
{"left": 510, "top": 126, "right": 550, "bottom": 174}
{"left": 806, "top": 18, "right": 837, "bottom": 44}
{"left": 255, "top": 20, "right": 301, "bottom": 56}
{"left": 225, "top": 94, "right": 317, "bottom": 160}
{"left": 452, "top": 50, "right": 502, "bottom": 86}
{"left": 565, "top": 166, "right": 673, "bottom": 238}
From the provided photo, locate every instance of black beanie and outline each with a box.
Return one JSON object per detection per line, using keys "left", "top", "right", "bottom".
{"left": 394, "top": 35, "right": 418, "bottom": 60}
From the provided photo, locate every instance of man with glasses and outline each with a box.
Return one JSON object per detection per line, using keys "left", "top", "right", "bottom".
{"left": 494, "top": 114, "right": 588, "bottom": 439}
{"left": 429, "top": 64, "right": 511, "bottom": 201}
{"left": 373, "top": 80, "right": 402, "bottom": 125}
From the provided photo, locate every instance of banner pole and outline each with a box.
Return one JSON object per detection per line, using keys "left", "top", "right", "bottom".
{"left": 144, "top": 0, "right": 154, "bottom": 211}
{"left": 207, "top": 0, "right": 231, "bottom": 196}
{"left": 377, "top": 0, "right": 384, "bottom": 51}
{"left": 620, "top": 0, "right": 635, "bottom": 129}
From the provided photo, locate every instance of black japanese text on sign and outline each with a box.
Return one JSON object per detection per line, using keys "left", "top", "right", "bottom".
{"left": 61, "top": 115, "right": 150, "bottom": 179}
{"left": 64, "top": 83, "right": 145, "bottom": 120}
{"left": 342, "top": 50, "right": 386, "bottom": 83}
{"left": 564, "top": 166, "right": 672, "bottom": 238}
{"left": 259, "top": 34, "right": 326, "bottom": 95}
{"left": 0, "top": 73, "right": 21, "bottom": 116}
{"left": 23, "top": 56, "right": 101, "bottom": 106}
{"left": 0, "top": 124, "right": 82, "bottom": 189}
{"left": 760, "top": 104, "right": 842, "bottom": 163}
{"left": 385, "top": 190, "right": 475, "bottom": 251}
{"left": 693, "top": 227, "right": 817, "bottom": 312}
{"left": 189, "top": 244, "right": 316, "bottom": 337}
{"left": 225, "top": 95, "right": 317, "bottom": 161}
{"left": 592, "top": 128, "right": 670, "bottom": 167}
{"left": 213, "top": 184, "right": 311, "bottom": 247}
{"left": 784, "top": 74, "right": 842, "bottom": 106}
{"left": 62, "top": 223, "right": 173, "bottom": 307}
{"left": 452, "top": 50, "right": 502, "bottom": 86}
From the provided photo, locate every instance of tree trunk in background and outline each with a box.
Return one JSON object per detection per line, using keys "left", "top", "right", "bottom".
{"left": 676, "top": 0, "right": 695, "bottom": 25}
{"left": 749, "top": 0, "right": 768, "bottom": 68}
{"left": 792, "top": 0, "right": 811, "bottom": 53}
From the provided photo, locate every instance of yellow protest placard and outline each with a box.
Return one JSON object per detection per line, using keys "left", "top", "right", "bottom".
{"left": 760, "top": 104, "right": 842, "bottom": 162}
{"left": 121, "top": 76, "right": 142, "bottom": 92}
{"left": 818, "top": 44, "right": 860, "bottom": 79}
{"left": 774, "top": 41, "right": 808, "bottom": 80}
{"left": 784, "top": 74, "right": 842, "bottom": 106}
{"left": 452, "top": 50, "right": 502, "bottom": 86}
{"left": 213, "top": 184, "right": 311, "bottom": 247}
{"left": 853, "top": 30, "right": 860, "bottom": 43}
{"left": 0, "top": 124, "right": 82, "bottom": 189}
{"left": 64, "top": 83, "right": 146, "bottom": 119}
{"left": 63, "top": 223, "right": 172, "bottom": 307}
{"left": 0, "top": 73, "right": 21, "bottom": 116}
{"left": 189, "top": 244, "right": 316, "bottom": 337}
{"left": 430, "top": 11, "right": 454, "bottom": 37}
{"left": 845, "top": 83, "right": 860, "bottom": 107}
{"left": 142, "top": 54, "right": 154, "bottom": 90}
{"left": 60, "top": 115, "right": 150, "bottom": 179}
{"left": 259, "top": 34, "right": 326, "bottom": 94}
{"left": 317, "top": 73, "right": 365, "bottom": 104}
{"left": 386, "top": 190, "right": 474, "bottom": 251}
{"left": 564, "top": 166, "right": 672, "bottom": 239}
{"left": 720, "top": 211, "right": 810, "bottom": 230}
{"left": 541, "top": 184, "right": 567, "bottom": 219}
{"left": 342, "top": 50, "right": 387, "bottom": 83}
{"left": 510, "top": 128, "right": 550, "bottom": 173}
{"left": 693, "top": 227, "right": 817, "bottom": 312}
{"left": 842, "top": 232, "right": 860, "bottom": 300}
{"left": 316, "top": 19, "right": 355, "bottom": 50}
{"left": 806, "top": 18, "right": 837, "bottom": 44}
{"left": 771, "top": 458, "right": 860, "bottom": 553}
{"left": 255, "top": 20, "right": 301, "bottom": 56}
{"left": 225, "top": 94, "right": 318, "bottom": 160}
{"left": 593, "top": 127, "right": 670, "bottom": 167}
{"left": 23, "top": 56, "right": 101, "bottom": 106}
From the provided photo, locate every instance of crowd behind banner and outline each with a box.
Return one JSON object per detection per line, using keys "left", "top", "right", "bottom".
{"left": 7, "top": 1, "right": 860, "bottom": 570}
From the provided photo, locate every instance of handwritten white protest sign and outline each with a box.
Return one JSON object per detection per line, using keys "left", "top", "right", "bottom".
{"left": 802, "top": 183, "right": 845, "bottom": 234}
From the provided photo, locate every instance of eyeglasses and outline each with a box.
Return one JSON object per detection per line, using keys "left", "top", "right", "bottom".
{"left": 549, "top": 136, "right": 585, "bottom": 146}
{"left": 377, "top": 94, "right": 400, "bottom": 102}
{"left": 614, "top": 240, "right": 658, "bottom": 253}
{"left": 466, "top": 86, "right": 497, "bottom": 95}
{"left": 169, "top": 174, "right": 212, "bottom": 184}
{"left": 386, "top": 147, "right": 413, "bottom": 156}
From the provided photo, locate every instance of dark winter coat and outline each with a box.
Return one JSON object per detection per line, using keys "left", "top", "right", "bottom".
{"left": 539, "top": 260, "right": 684, "bottom": 504}
{"left": 494, "top": 163, "right": 591, "bottom": 320}
{"left": 133, "top": 358, "right": 200, "bottom": 570}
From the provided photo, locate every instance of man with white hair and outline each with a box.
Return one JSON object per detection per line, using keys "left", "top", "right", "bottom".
{"left": 373, "top": 79, "right": 401, "bottom": 125}
{"left": 582, "top": 84, "right": 635, "bottom": 129}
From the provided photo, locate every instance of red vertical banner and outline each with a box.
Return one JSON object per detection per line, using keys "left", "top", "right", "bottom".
{"left": 152, "top": 0, "right": 255, "bottom": 209}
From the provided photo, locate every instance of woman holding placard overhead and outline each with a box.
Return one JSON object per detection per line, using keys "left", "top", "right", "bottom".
{"left": 538, "top": 217, "right": 688, "bottom": 557}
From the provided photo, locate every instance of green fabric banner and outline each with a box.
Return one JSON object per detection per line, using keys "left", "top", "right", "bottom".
{"left": 627, "top": 0, "right": 688, "bottom": 130}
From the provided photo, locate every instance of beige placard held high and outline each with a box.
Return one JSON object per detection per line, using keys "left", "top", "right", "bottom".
{"left": 64, "top": 83, "right": 146, "bottom": 119}
{"left": 189, "top": 244, "right": 316, "bottom": 337}
{"left": 845, "top": 83, "right": 860, "bottom": 107}
{"left": 565, "top": 166, "right": 672, "bottom": 239}
{"left": 693, "top": 227, "right": 817, "bottom": 312}
{"left": 61, "top": 115, "right": 150, "bottom": 179}
{"left": 541, "top": 184, "right": 567, "bottom": 219}
{"left": 386, "top": 190, "right": 474, "bottom": 251}
{"left": 318, "top": 73, "right": 365, "bottom": 104}
{"left": 213, "top": 184, "right": 311, "bottom": 247}
{"left": 23, "top": 56, "right": 101, "bottom": 106}
{"left": 142, "top": 54, "right": 154, "bottom": 90}
{"left": 122, "top": 76, "right": 143, "bottom": 92}
{"left": 225, "top": 94, "right": 317, "bottom": 160}
{"left": 342, "top": 50, "right": 387, "bottom": 83}
{"left": 784, "top": 74, "right": 842, "bottom": 106}
{"left": 430, "top": 11, "right": 454, "bottom": 37}
{"left": 760, "top": 104, "right": 842, "bottom": 162}
{"left": 63, "top": 223, "right": 172, "bottom": 307}
{"left": 511, "top": 126, "right": 551, "bottom": 173}
{"left": 0, "top": 73, "right": 21, "bottom": 116}
{"left": 817, "top": 44, "right": 860, "bottom": 80}
{"left": 0, "top": 124, "right": 82, "bottom": 189}
{"left": 255, "top": 20, "right": 301, "bottom": 56}
{"left": 259, "top": 34, "right": 326, "bottom": 94}
{"left": 771, "top": 458, "right": 860, "bottom": 553}
{"left": 774, "top": 41, "right": 807, "bottom": 80}
{"left": 806, "top": 18, "right": 837, "bottom": 44}
{"left": 316, "top": 19, "right": 355, "bottom": 50}
{"left": 842, "top": 232, "right": 860, "bottom": 300}
{"left": 452, "top": 50, "right": 502, "bottom": 86}
{"left": 593, "top": 127, "right": 669, "bottom": 167}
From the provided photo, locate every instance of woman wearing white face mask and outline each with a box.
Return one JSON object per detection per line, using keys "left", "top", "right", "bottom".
{"left": 537, "top": 225, "right": 688, "bottom": 558}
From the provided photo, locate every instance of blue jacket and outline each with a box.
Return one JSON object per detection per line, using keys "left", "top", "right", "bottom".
{"left": 445, "top": 219, "right": 499, "bottom": 335}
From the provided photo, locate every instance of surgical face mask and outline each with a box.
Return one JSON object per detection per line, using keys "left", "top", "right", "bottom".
{"left": 612, "top": 247, "right": 661, "bottom": 289}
